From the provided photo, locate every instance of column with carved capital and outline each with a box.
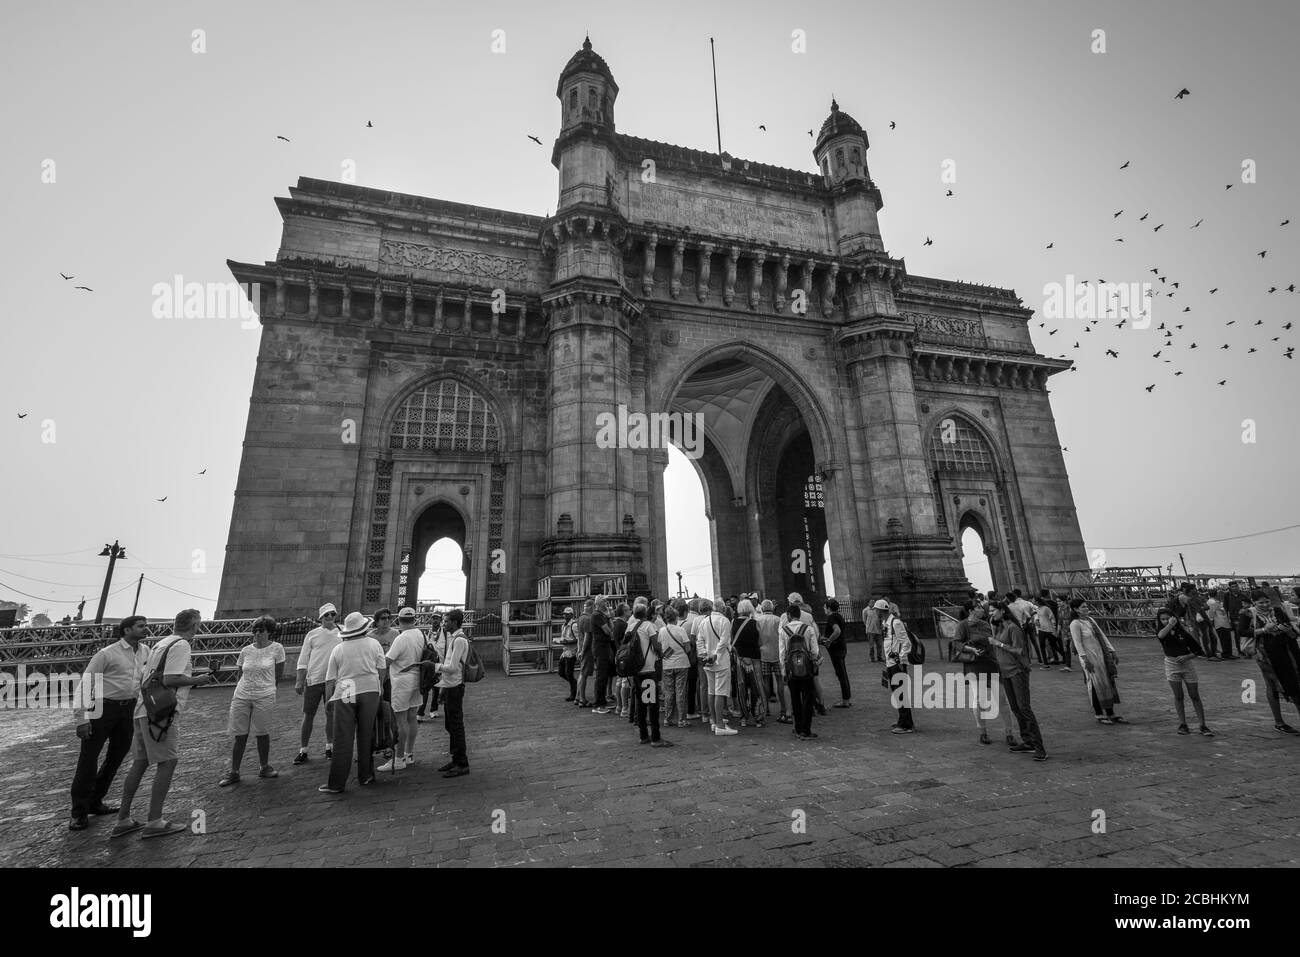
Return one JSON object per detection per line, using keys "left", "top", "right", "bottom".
{"left": 821, "top": 263, "right": 839, "bottom": 318}
{"left": 723, "top": 246, "right": 739, "bottom": 307}
{"left": 670, "top": 241, "right": 685, "bottom": 300}
{"left": 403, "top": 282, "right": 415, "bottom": 330}
{"left": 797, "top": 260, "right": 814, "bottom": 317}
{"left": 774, "top": 254, "right": 789, "bottom": 312}
{"left": 372, "top": 280, "right": 383, "bottom": 326}
{"left": 308, "top": 272, "right": 319, "bottom": 316}
{"left": 433, "top": 287, "right": 444, "bottom": 333}
{"left": 341, "top": 278, "right": 352, "bottom": 320}
{"left": 641, "top": 234, "right": 657, "bottom": 297}
{"left": 749, "top": 252, "right": 766, "bottom": 310}
{"left": 696, "top": 243, "right": 714, "bottom": 302}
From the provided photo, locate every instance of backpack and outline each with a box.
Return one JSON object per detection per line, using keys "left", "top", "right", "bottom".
{"left": 140, "top": 639, "right": 180, "bottom": 742}
{"left": 615, "top": 622, "right": 654, "bottom": 677}
{"left": 418, "top": 630, "right": 440, "bottom": 695}
{"left": 783, "top": 623, "right": 815, "bottom": 679}
{"left": 906, "top": 624, "right": 926, "bottom": 665}
{"left": 457, "top": 634, "right": 485, "bottom": 683}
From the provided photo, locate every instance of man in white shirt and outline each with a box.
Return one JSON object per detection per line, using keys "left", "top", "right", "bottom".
{"left": 293, "top": 602, "right": 341, "bottom": 765}
{"left": 69, "top": 615, "right": 151, "bottom": 831}
{"left": 696, "top": 599, "right": 736, "bottom": 735}
{"left": 113, "top": 608, "right": 212, "bottom": 839}
{"left": 432, "top": 609, "right": 472, "bottom": 777}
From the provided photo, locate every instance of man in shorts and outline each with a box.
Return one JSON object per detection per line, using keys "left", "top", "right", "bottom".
{"left": 111, "top": 608, "right": 213, "bottom": 839}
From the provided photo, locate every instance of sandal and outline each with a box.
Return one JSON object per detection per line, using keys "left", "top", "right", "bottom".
{"left": 140, "top": 820, "right": 187, "bottom": 839}
{"left": 1177, "top": 724, "right": 1190, "bottom": 735}
{"left": 109, "top": 819, "right": 145, "bottom": 839}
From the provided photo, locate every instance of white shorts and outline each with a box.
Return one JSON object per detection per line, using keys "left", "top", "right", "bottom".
{"left": 706, "top": 668, "right": 730, "bottom": 696}
{"left": 390, "top": 673, "right": 422, "bottom": 712}
{"left": 228, "top": 696, "right": 273, "bottom": 737}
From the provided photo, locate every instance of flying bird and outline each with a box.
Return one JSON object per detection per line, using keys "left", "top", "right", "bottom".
{"left": 1288, "top": 284, "right": 1296, "bottom": 293}
{"left": 276, "top": 135, "right": 290, "bottom": 142}
{"left": 1145, "top": 384, "right": 1155, "bottom": 392}
{"left": 1045, "top": 242, "right": 1054, "bottom": 249}
{"left": 1140, "top": 213, "right": 1149, "bottom": 222}
{"left": 198, "top": 469, "right": 207, "bottom": 475}
{"left": 156, "top": 497, "right": 168, "bottom": 502}
{"left": 366, "top": 121, "right": 373, "bottom": 128}
{"left": 758, "top": 124, "right": 766, "bottom": 131}
{"left": 1175, "top": 88, "right": 1190, "bottom": 99}
{"left": 923, "top": 237, "right": 933, "bottom": 246}
{"left": 1105, "top": 349, "right": 1119, "bottom": 358}
{"left": 59, "top": 272, "right": 73, "bottom": 280}
{"left": 1218, "top": 380, "right": 1227, "bottom": 386}
{"left": 806, "top": 130, "right": 813, "bottom": 138}
{"left": 74, "top": 286, "right": 92, "bottom": 292}
{"left": 1225, "top": 184, "right": 1233, "bottom": 190}
{"left": 527, "top": 134, "right": 543, "bottom": 145}
{"left": 17, "top": 412, "right": 28, "bottom": 418}
{"left": 1120, "top": 161, "right": 1130, "bottom": 169}
{"left": 1115, "top": 238, "right": 1125, "bottom": 242}
{"left": 1191, "top": 219, "right": 1203, "bottom": 228}
{"left": 1281, "top": 219, "right": 1290, "bottom": 226}
{"left": 1209, "top": 288, "right": 1218, "bottom": 294}
{"left": 946, "top": 190, "right": 953, "bottom": 197}
{"left": 1258, "top": 250, "right": 1267, "bottom": 258}
{"left": 1269, "top": 286, "right": 1278, "bottom": 294}
{"left": 889, "top": 121, "right": 896, "bottom": 130}
{"left": 1113, "top": 210, "right": 1124, "bottom": 218}
{"left": 1153, "top": 224, "right": 1164, "bottom": 232}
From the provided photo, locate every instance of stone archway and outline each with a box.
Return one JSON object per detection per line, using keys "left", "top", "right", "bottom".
{"left": 402, "top": 500, "right": 469, "bottom": 608}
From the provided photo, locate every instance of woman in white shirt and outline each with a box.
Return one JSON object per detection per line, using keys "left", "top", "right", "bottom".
{"left": 380, "top": 607, "right": 427, "bottom": 771}
{"left": 219, "top": 615, "right": 285, "bottom": 787}
{"left": 319, "top": 613, "right": 387, "bottom": 794}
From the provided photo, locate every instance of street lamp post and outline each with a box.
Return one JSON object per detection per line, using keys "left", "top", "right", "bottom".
{"left": 95, "top": 540, "right": 127, "bottom": 624}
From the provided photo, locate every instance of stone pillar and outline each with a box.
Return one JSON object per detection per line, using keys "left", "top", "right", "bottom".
{"left": 340, "top": 277, "right": 351, "bottom": 320}
{"left": 696, "top": 243, "right": 714, "bottom": 302}
{"left": 433, "top": 287, "right": 444, "bottom": 333}
{"left": 372, "top": 280, "right": 383, "bottom": 326}
{"left": 841, "top": 325, "right": 970, "bottom": 633}
{"left": 641, "top": 234, "right": 657, "bottom": 297}
{"left": 723, "top": 246, "right": 739, "bottom": 306}
{"left": 308, "top": 271, "right": 319, "bottom": 316}
{"left": 670, "top": 241, "right": 684, "bottom": 300}
{"left": 403, "top": 282, "right": 414, "bottom": 330}
{"left": 774, "top": 254, "right": 789, "bottom": 312}
{"left": 749, "top": 253, "right": 766, "bottom": 310}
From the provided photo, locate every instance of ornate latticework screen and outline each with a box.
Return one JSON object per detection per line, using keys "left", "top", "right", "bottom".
{"left": 928, "top": 416, "right": 996, "bottom": 473}
{"left": 390, "top": 380, "right": 501, "bottom": 453}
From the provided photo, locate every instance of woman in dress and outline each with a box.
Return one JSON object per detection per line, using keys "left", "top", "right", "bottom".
{"left": 954, "top": 602, "right": 1017, "bottom": 746}
{"left": 378, "top": 607, "right": 426, "bottom": 772}
{"left": 1068, "top": 599, "right": 1126, "bottom": 725}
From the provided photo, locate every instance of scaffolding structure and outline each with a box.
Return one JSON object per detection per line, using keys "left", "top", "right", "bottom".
{"left": 1040, "top": 566, "right": 1171, "bottom": 640}
{"left": 500, "top": 574, "right": 629, "bottom": 676}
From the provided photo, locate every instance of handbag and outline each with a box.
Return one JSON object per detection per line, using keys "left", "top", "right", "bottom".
{"left": 140, "top": 639, "right": 179, "bottom": 742}
{"left": 951, "top": 643, "right": 979, "bottom": 664}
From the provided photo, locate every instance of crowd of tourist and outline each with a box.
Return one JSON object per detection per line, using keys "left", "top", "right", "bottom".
{"left": 61, "top": 579, "right": 1300, "bottom": 838}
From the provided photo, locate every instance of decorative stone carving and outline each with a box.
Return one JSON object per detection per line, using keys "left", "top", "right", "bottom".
{"left": 670, "top": 241, "right": 684, "bottom": 299}
{"left": 696, "top": 243, "right": 714, "bottom": 302}
{"left": 661, "top": 329, "right": 680, "bottom": 346}
{"left": 723, "top": 246, "right": 739, "bottom": 306}
{"left": 774, "top": 254, "right": 790, "bottom": 311}
{"left": 642, "top": 234, "right": 658, "bottom": 296}
{"left": 379, "top": 240, "right": 529, "bottom": 283}
{"left": 749, "top": 252, "right": 766, "bottom": 310}
{"left": 902, "top": 311, "right": 983, "bottom": 340}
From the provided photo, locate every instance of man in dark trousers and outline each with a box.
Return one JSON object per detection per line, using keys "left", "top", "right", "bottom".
{"left": 988, "top": 601, "right": 1048, "bottom": 760}
{"left": 68, "top": 616, "right": 151, "bottom": 831}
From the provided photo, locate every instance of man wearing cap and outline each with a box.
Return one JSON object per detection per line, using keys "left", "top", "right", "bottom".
{"left": 880, "top": 599, "right": 916, "bottom": 734}
{"left": 555, "top": 606, "right": 579, "bottom": 701}
{"left": 319, "top": 612, "right": 388, "bottom": 792}
{"left": 68, "top": 615, "right": 151, "bottom": 831}
{"left": 293, "top": 602, "right": 341, "bottom": 765}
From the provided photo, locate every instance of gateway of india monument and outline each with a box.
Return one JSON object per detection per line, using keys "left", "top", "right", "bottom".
{"left": 217, "top": 38, "right": 1087, "bottom": 627}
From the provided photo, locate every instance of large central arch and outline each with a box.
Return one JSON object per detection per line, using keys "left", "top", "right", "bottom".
{"left": 657, "top": 342, "right": 854, "bottom": 606}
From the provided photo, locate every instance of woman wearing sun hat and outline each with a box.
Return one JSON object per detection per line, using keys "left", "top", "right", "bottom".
{"left": 319, "top": 612, "right": 387, "bottom": 794}
{"left": 378, "top": 608, "right": 426, "bottom": 771}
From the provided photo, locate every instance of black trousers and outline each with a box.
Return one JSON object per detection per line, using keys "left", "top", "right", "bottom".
{"left": 69, "top": 699, "right": 136, "bottom": 815}
{"left": 593, "top": 649, "right": 613, "bottom": 707}
{"left": 686, "top": 661, "right": 699, "bottom": 714}
{"left": 788, "top": 677, "right": 816, "bottom": 735}
{"left": 887, "top": 664, "right": 913, "bottom": 728}
{"left": 828, "top": 641, "right": 851, "bottom": 700}
{"left": 442, "top": 684, "right": 468, "bottom": 768}
{"left": 557, "top": 656, "right": 576, "bottom": 695}
{"left": 1041, "top": 631, "right": 1066, "bottom": 663}
{"left": 634, "top": 672, "right": 661, "bottom": 742}
{"left": 1002, "top": 669, "right": 1044, "bottom": 752}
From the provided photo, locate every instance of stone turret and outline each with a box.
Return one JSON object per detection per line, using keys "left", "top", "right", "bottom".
{"left": 813, "top": 99, "right": 885, "bottom": 256}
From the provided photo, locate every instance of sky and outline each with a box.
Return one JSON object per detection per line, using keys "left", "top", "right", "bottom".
{"left": 2, "top": 0, "right": 1297, "bottom": 622}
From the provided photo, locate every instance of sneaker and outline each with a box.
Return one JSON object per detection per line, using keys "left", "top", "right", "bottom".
{"left": 1059, "top": 666, "right": 1072, "bottom": 672}
{"left": 317, "top": 785, "right": 344, "bottom": 794}
{"left": 403, "top": 755, "right": 415, "bottom": 767}
{"left": 376, "top": 757, "right": 402, "bottom": 773}
{"left": 1033, "top": 751, "right": 1049, "bottom": 761}
{"left": 592, "top": 707, "right": 612, "bottom": 715}
{"left": 714, "top": 725, "right": 738, "bottom": 736}
{"left": 1010, "top": 742, "right": 1035, "bottom": 752}
{"left": 218, "top": 771, "right": 240, "bottom": 787}
{"left": 69, "top": 815, "right": 88, "bottom": 831}
{"left": 833, "top": 702, "right": 851, "bottom": 709}
{"left": 416, "top": 714, "right": 426, "bottom": 722}
{"left": 1199, "top": 726, "right": 1215, "bottom": 737}
{"left": 437, "top": 760, "right": 457, "bottom": 772}
{"left": 804, "top": 732, "right": 819, "bottom": 739}
{"left": 891, "top": 726, "right": 914, "bottom": 734}
{"left": 259, "top": 765, "right": 279, "bottom": 779}
{"left": 324, "top": 746, "right": 333, "bottom": 759}
{"left": 1097, "top": 717, "right": 1115, "bottom": 725}
{"left": 638, "top": 737, "right": 652, "bottom": 745}
{"left": 430, "top": 711, "right": 440, "bottom": 719}
{"left": 292, "top": 751, "right": 309, "bottom": 765}
{"left": 1274, "top": 723, "right": 1299, "bottom": 735}
{"left": 1177, "top": 724, "right": 1190, "bottom": 735}
{"left": 442, "top": 766, "right": 469, "bottom": 778}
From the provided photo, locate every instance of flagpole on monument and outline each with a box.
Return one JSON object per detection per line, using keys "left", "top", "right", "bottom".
{"left": 710, "top": 37, "right": 722, "bottom": 159}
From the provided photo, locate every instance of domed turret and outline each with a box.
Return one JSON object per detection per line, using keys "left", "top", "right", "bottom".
{"left": 813, "top": 98, "right": 870, "bottom": 186}
{"left": 557, "top": 35, "right": 618, "bottom": 132}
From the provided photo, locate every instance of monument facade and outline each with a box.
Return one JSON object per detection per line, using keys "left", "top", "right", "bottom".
{"left": 216, "top": 39, "right": 1087, "bottom": 625}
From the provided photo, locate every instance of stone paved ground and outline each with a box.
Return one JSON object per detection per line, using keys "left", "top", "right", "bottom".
{"left": 2, "top": 644, "right": 1298, "bottom": 867}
